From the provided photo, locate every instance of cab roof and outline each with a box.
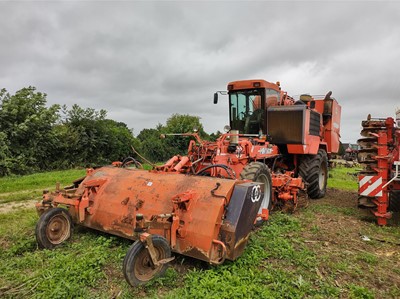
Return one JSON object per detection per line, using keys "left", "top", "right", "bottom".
{"left": 227, "top": 79, "right": 280, "bottom": 91}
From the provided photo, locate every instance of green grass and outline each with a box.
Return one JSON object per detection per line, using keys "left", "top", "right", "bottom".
{"left": 0, "top": 165, "right": 154, "bottom": 204}
{"left": 328, "top": 166, "right": 359, "bottom": 191}
{"left": 0, "top": 211, "right": 333, "bottom": 298}
{"left": 3, "top": 209, "right": 396, "bottom": 298}
{"left": 166, "top": 214, "right": 339, "bottom": 299}
{"left": 0, "top": 169, "right": 86, "bottom": 194}
{"left": 1, "top": 167, "right": 400, "bottom": 298}
{"left": 0, "top": 209, "right": 129, "bottom": 298}
{"left": 0, "top": 169, "right": 86, "bottom": 204}
{"left": 0, "top": 208, "right": 179, "bottom": 298}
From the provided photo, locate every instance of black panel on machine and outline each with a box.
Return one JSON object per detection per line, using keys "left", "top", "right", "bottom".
{"left": 267, "top": 106, "right": 305, "bottom": 144}
{"left": 220, "top": 182, "right": 264, "bottom": 260}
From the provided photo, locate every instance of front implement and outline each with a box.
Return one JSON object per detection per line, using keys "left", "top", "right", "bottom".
{"left": 35, "top": 165, "right": 264, "bottom": 286}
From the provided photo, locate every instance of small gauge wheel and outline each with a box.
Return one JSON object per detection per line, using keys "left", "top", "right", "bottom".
{"left": 123, "top": 235, "right": 171, "bottom": 286}
{"left": 35, "top": 208, "right": 73, "bottom": 249}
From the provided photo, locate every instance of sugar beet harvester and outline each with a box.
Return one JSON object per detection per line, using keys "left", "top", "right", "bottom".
{"left": 156, "top": 80, "right": 341, "bottom": 215}
{"left": 35, "top": 166, "right": 265, "bottom": 286}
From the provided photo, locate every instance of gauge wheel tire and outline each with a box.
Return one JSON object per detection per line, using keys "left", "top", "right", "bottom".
{"left": 35, "top": 207, "right": 73, "bottom": 249}
{"left": 299, "top": 149, "right": 328, "bottom": 199}
{"left": 240, "top": 162, "right": 273, "bottom": 224}
{"left": 389, "top": 191, "right": 400, "bottom": 212}
{"left": 123, "top": 235, "right": 171, "bottom": 287}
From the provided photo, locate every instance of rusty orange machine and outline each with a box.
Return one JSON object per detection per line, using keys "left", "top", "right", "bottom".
{"left": 156, "top": 80, "right": 341, "bottom": 215}
{"left": 35, "top": 78, "right": 341, "bottom": 286}
{"left": 35, "top": 166, "right": 264, "bottom": 286}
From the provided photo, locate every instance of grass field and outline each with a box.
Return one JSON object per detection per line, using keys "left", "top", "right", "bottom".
{"left": 0, "top": 169, "right": 86, "bottom": 204}
{"left": 327, "top": 166, "right": 360, "bottom": 191}
{"left": 0, "top": 166, "right": 399, "bottom": 298}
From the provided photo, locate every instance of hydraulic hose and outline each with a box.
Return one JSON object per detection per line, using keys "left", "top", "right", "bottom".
{"left": 195, "top": 164, "right": 236, "bottom": 180}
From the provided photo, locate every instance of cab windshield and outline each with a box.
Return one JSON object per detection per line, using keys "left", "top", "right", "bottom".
{"left": 229, "top": 89, "right": 265, "bottom": 134}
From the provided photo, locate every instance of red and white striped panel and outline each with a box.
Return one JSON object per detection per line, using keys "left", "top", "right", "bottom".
{"left": 359, "top": 175, "right": 383, "bottom": 197}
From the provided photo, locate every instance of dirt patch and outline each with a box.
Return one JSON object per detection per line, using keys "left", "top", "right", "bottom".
{"left": 0, "top": 199, "right": 37, "bottom": 214}
{"left": 298, "top": 188, "right": 400, "bottom": 298}
{"left": 312, "top": 188, "right": 358, "bottom": 208}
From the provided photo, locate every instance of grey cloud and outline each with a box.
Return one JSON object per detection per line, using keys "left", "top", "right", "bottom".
{"left": 0, "top": 1, "right": 399, "bottom": 143}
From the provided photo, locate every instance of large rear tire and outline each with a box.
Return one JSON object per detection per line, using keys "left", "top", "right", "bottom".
{"left": 35, "top": 208, "right": 73, "bottom": 249}
{"left": 240, "top": 162, "right": 273, "bottom": 217}
{"left": 299, "top": 149, "right": 328, "bottom": 199}
{"left": 123, "top": 235, "right": 171, "bottom": 287}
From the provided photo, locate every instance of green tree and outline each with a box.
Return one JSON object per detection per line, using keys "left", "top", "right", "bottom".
{"left": 163, "top": 114, "right": 209, "bottom": 155}
{"left": 60, "top": 104, "right": 139, "bottom": 166}
{"left": 209, "top": 130, "right": 222, "bottom": 141}
{"left": 96, "top": 119, "right": 140, "bottom": 163}
{"left": 136, "top": 128, "right": 173, "bottom": 162}
{"left": 60, "top": 104, "right": 108, "bottom": 165}
{"left": 0, "top": 132, "right": 11, "bottom": 176}
{"left": 0, "top": 87, "right": 60, "bottom": 174}
{"left": 0, "top": 87, "right": 142, "bottom": 175}
{"left": 0, "top": 87, "right": 212, "bottom": 174}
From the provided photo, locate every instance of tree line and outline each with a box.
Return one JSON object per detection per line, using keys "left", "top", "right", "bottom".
{"left": 0, "top": 87, "right": 220, "bottom": 176}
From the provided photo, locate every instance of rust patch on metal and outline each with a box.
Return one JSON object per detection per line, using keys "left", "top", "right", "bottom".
{"left": 181, "top": 246, "right": 210, "bottom": 262}
{"left": 121, "top": 197, "right": 130, "bottom": 205}
{"left": 135, "top": 199, "right": 144, "bottom": 210}
{"left": 121, "top": 214, "right": 133, "bottom": 225}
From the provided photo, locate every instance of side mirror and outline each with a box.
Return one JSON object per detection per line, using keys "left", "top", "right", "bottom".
{"left": 213, "top": 93, "right": 218, "bottom": 104}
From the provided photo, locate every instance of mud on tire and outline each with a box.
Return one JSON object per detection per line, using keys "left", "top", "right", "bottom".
{"left": 299, "top": 149, "right": 328, "bottom": 199}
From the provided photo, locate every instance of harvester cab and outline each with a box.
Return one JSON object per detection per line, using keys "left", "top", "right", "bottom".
{"left": 224, "top": 80, "right": 281, "bottom": 136}
{"left": 211, "top": 79, "right": 341, "bottom": 213}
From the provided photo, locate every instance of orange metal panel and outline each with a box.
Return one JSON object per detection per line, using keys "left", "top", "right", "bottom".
{"left": 314, "top": 98, "right": 341, "bottom": 154}
{"left": 287, "top": 136, "right": 320, "bottom": 154}
{"left": 59, "top": 167, "right": 238, "bottom": 262}
{"left": 227, "top": 79, "right": 280, "bottom": 91}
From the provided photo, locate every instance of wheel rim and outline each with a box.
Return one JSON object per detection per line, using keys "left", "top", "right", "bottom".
{"left": 257, "top": 173, "right": 271, "bottom": 213}
{"left": 318, "top": 162, "right": 327, "bottom": 190}
{"left": 133, "top": 246, "right": 165, "bottom": 282}
{"left": 46, "top": 214, "right": 70, "bottom": 245}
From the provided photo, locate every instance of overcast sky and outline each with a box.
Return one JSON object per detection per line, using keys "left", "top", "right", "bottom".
{"left": 1, "top": 1, "right": 399, "bottom": 143}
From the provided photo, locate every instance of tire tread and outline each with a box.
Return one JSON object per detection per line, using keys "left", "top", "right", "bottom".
{"left": 299, "top": 149, "right": 328, "bottom": 199}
